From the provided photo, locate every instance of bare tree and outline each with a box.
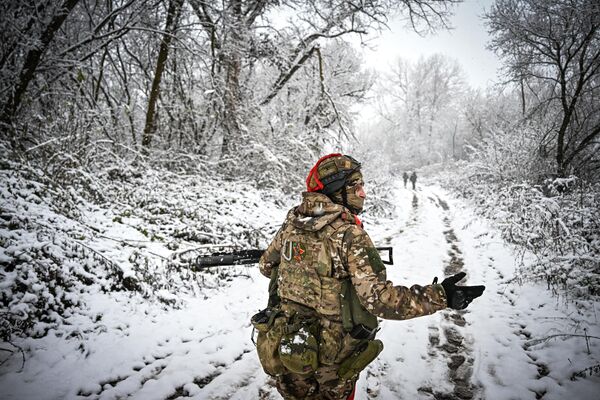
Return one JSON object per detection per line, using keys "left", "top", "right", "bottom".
{"left": 0, "top": 0, "right": 80, "bottom": 129}
{"left": 188, "top": 0, "right": 459, "bottom": 159}
{"left": 0, "top": 0, "right": 462, "bottom": 184}
{"left": 0, "top": 0, "right": 159, "bottom": 156}
{"left": 141, "top": 0, "right": 185, "bottom": 150}
{"left": 486, "top": 0, "right": 600, "bottom": 177}
{"left": 375, "top": 54, "right": 466, "bottom": 166}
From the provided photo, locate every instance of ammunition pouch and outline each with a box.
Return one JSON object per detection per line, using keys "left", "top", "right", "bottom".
{"left": 252, "top": 306, "right": 321, "bottom": 378}
{"left": 338, "top": 339, "right": 384, "bottom": 380}
{"left": 336, "top": 280, "right": 381, "bottom": 378}
{"left": 340, "top": 280, "right": 378, "bottom": 337}
{"left": 252, "top": 307, "right": 287, "bottom": 377}
{"left": 278, "top": 317, "right": 320, "bottom": 377}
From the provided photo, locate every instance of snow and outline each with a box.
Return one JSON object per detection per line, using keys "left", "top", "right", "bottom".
{"left": 1, "top": 172, "right": 598, "bottom": 400}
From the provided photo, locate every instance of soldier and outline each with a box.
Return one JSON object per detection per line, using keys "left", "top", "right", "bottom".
{"left": 410, "top": 171, "right": 417, "bottom": 190}
{"left": 402, "top": 171, "right": 409, "bottom": 188}
{"left": 255, "top": 154, "right": 485, "bottom": 400}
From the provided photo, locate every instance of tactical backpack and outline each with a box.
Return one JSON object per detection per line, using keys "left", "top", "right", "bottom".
{"left": 252, "top": 219, "right": 385, "bottom": 379}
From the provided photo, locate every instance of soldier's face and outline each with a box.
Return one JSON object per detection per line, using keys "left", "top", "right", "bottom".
{"left": 346, "top": 179, "right": 366, "bottom": 213}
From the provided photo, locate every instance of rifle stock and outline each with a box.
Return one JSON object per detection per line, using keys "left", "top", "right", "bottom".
{"left": 193, "top": 247, "right": 393, "bottom": 271}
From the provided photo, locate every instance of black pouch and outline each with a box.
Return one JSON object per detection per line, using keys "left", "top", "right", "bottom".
{"left": 350, "top": 324, "right": 376, "bottom": 340}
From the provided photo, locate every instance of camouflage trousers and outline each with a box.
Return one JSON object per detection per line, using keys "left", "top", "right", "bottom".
{"left": 274, "top": 364, "right": 356, "bottom": 400}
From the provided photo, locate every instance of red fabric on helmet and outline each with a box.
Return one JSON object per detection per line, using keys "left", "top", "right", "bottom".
{"left": 346, "top": 385, "right": 356, "bottom": 400}
{"left": 306, "top": 153, "right": 342, "bottom": 192}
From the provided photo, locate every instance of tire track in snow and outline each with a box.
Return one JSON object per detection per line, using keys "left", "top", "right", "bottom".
{"left": 418, "top": 194, "right": 480, "bottom": 400}
{"left": 408, "top": 193, "right": 420, "bottom": 227}
{"left": 381, "top": 191, "right": 419, "bottom": 245}
{"left": 365, "top": 190, "right": 423, "bottom": 399}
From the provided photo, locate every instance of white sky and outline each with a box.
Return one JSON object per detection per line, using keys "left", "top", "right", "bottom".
{"left": 357, "top": 0, "right": 501, "bottom": 89}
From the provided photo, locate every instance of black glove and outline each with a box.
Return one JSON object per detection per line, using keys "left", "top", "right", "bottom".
{"left": 432, "top": 272, "right": 485, "bottom": 310}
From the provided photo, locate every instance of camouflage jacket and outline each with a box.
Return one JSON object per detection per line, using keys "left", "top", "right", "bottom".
{"left": 259, "top": 192, "right": 447, "bottom": 321}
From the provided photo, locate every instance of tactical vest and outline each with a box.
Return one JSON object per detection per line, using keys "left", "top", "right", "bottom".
{"left": 275, "top": 219, "right": 380, "bottom": 336}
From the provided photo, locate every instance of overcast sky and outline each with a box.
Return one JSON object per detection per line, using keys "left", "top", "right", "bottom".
{"left": 358, "top": 0, "right": 502, "bottom": 89}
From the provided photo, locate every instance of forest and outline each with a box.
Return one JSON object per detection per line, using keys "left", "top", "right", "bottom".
{"left": 1, "top": 0, "right": 599, "bottom": 399}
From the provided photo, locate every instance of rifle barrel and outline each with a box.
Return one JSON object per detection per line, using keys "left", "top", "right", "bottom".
{"left": 194, "top": 249, "right": 264, "bottom": 269}
{"left": 192, "top": 247, "right": 393, "bottom": 270}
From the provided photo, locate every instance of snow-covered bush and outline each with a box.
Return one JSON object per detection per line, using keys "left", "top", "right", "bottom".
{"left": 440, "top": 164, "right": 600, "bottom": 298}
{"left": 0, "top": 153, "right": 294, "bottom": 342}
{"left": 0, "top": 162, "right": 135, "bottom": 341}
{"left": 465, "top": 122, "right": 554, "bottom": 183}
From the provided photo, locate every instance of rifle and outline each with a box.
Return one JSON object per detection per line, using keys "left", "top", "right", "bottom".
{"left": 193, "top": 247, "right": 394, "bottom": 271}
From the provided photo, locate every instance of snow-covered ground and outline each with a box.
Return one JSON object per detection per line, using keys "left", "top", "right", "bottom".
{"left": 1, "top": 179, "right": 598, "bottom": 399}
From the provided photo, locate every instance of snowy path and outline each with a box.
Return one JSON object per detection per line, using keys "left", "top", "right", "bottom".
{"left": 360, "top": 184, "right": 484, "bottom": 399}
{"left": 361, "top": 184, "right": 599, "bottom": 400}
{"left": 1, "top": 183, "right": 598, "bottom": 400}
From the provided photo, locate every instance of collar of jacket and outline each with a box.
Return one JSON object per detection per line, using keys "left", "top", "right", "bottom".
{"left": 290, "top": 192, "right": 360, "bottom": 232}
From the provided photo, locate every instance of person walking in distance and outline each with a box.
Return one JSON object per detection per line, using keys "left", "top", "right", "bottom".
{"left": 253, "top": 154, "right": 485, "bottom": 399}
{"left": 402, "top": 171, "right": 409, "bottom": 188}
{"left": 410, "top": 171, "right": 417, "bottom": 190}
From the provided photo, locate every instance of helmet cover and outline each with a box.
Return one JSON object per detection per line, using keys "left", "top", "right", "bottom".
{"left": 306, "top": 154, "right": 361, "bottom": 195}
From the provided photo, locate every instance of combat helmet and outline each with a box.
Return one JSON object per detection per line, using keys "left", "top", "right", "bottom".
{"left": 306, "top": 153, "right": 361, "bottom": 194}
{"left": 306, "top": 153, "right": 364, "bottom": 213}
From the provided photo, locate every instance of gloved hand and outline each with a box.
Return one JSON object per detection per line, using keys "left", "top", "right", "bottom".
{"left": 432, "top": 272, "right": 485, "bottom": 310}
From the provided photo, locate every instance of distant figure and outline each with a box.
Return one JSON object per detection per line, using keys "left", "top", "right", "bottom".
{"left": 410, "top": 171, "right": 417, "bottom": 190}
{"left": 402, "top": 172, "right": 409, "bottom": 188}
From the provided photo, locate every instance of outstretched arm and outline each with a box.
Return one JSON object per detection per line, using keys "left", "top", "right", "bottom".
{"left": 344, "top": 226, "right": 447, "bottom": 320}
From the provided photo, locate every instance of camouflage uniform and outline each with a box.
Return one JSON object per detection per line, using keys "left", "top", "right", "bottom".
{"left": 259, "top": 191, "right": 447, "bottom": 400}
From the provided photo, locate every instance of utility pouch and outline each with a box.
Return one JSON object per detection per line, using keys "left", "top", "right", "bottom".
{"left": 337, "top": 339, "right": 384, "bottom": 380}
{"left": 340, "top": 280, "right": 378, "bottom": 335}
{"left": 278, "top": 318, "right": 319, "bottom": 377}
{"left": 252, "top": 308, "right": 286, "bottom": 377}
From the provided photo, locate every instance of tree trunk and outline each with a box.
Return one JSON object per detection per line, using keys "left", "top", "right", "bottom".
{"left": 141, "top": 0, "right": 184, "bottom": 151}
{"left": 1, "top": 0, "right": 80, "bottom": 127}
{"left": 556, "top": 64, "right": 584, "bottom": 177}
{"left": 220, "top": 0, "right": 243, "bottom": 158}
